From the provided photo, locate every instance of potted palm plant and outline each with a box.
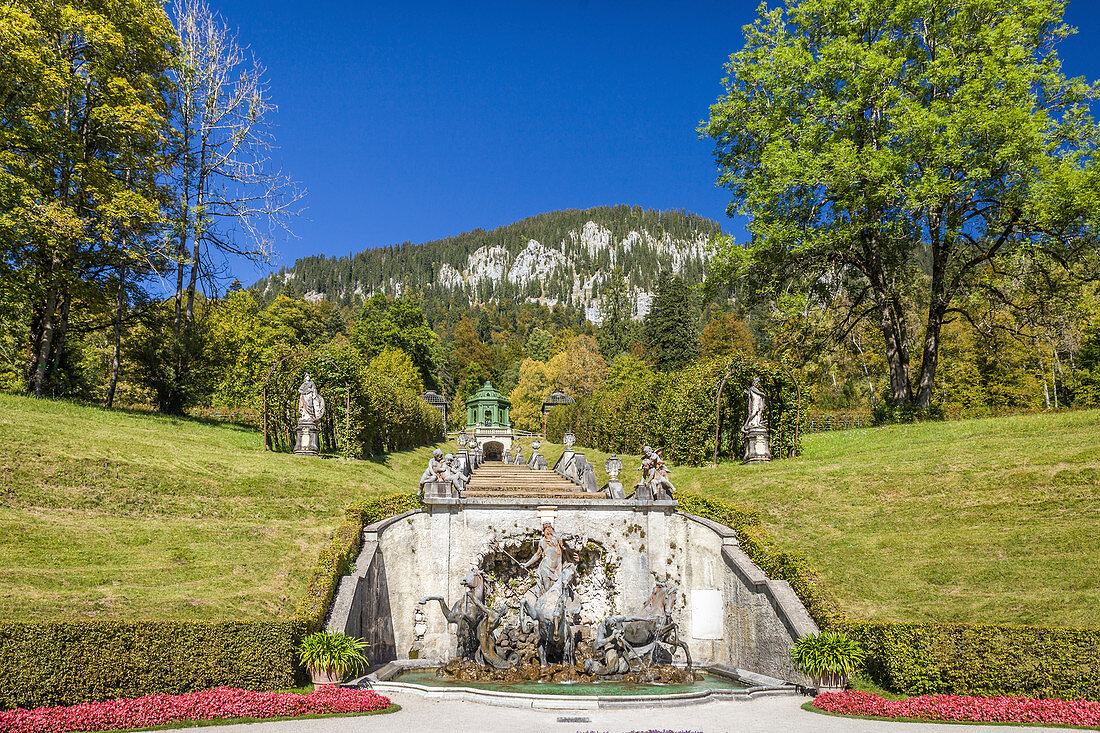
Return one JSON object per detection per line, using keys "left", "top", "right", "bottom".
{"left": 297, "top": 631, "right": 370, "bottom": 685}
{"left": 789, "top": 630, "right": 864, "bottom": 693}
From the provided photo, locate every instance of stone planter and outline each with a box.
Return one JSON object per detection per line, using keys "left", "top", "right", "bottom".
{"left": 309, "top": 666, "right": 344, "bottom": 686}
{"left": 812, "top": 672, "right": 849, "bottom": 695}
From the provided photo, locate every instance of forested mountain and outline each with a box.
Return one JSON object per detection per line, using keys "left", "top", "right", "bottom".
{"left": 252, "top": 206, "right": 722, "bottom": 322}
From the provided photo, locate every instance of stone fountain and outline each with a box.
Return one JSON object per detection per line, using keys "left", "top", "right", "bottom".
{"left": 327, "top": 443, "right": 819, "bottom": 703}
{"left": 418, "top": 518, "right": 697, "bottom": 685}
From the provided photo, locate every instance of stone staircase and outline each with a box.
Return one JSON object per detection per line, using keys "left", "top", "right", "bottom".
{"left": 463, "top": 462, "right": 600, "bottom": 500}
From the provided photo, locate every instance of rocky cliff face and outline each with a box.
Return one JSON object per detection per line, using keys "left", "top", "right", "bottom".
{"left": 255, "top": 206, "right": 720, "bottom": 322}
{"left": 427, "top": 221, "right": 709, "bottom": 321}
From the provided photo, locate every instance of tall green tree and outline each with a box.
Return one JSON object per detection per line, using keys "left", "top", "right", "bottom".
{"left": 597, "top": 268, "right": 638, "bottom": 358}
{"left": 702, "top": 0, "right": 1100, "bottom": 409}
{"left": 644, "top": 274, "right": 700, "bottom": 371}
{"left": 349, "top": 294, "right": 440, "bottom": 390}
{"left": 525, "top": 327, "right": 555, "bottom": 361}
{"left": 1, "top": 0, "right": 177, "bottom": 396}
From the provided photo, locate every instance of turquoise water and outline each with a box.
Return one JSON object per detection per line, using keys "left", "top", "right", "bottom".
{"left": 394, "top": 669, "right": 746, "bottom": 696}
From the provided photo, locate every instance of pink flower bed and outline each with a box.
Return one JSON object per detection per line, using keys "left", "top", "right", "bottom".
{"left": 813, "top": 690, "right": 1100, "bottom": 728}
{"left": 0, "top": 686, "right": 391, "bottom": 733}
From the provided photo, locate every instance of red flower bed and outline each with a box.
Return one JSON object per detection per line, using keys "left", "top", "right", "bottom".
{"left": 0, "top": 686, "right": 391, "bottom": 733}
{"left": 813, "top": 690, "right": 1100, "bottom": 728}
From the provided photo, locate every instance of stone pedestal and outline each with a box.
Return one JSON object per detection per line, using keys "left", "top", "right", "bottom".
{"left": 294, "top": 420, "right": 320, "bottom": 456}
{"left": 422, "top": 481, "right": 458, "bottom": 501}
{"left": 742, "top": 427, "right": 772, "bottom": 463}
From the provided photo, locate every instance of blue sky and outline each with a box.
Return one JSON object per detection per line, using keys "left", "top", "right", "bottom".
{"left": 209, "top": 1, "right": 1100, "bottom": 285}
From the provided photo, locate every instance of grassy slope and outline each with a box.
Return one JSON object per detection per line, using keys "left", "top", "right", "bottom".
{"left": 538, "top": 415, "right": 1100, "bottom": 628}
{"left": 3, "top": 394, "right": 1097, "bottom": 628}
{"left": 0, "top": 394, "right": 442, "bottom": 620}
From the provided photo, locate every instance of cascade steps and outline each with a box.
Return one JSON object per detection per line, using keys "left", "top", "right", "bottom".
{"left": 462, "top": 461, "right": 601, "bottom": 499}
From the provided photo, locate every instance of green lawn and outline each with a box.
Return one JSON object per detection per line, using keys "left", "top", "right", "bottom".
{"left": 0, "top": 394, "right": 442, "bottom": 620}
{"left": 2, "top": 394, "right": 1097, "bottom": 629}
{"left": 674, "top": 412, "right": 1100, "bottom": 629}
{"left": 558, "top": 412, "right": 1100, "bottom": 628}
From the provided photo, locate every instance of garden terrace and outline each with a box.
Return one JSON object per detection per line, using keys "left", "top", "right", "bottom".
{"left": 2, "top": 394, "right": 1097, "bottom": 629}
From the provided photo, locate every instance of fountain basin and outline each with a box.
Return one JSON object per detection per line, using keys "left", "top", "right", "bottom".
{"left": 357, "top": 660, "right": 799, "bottom": 709}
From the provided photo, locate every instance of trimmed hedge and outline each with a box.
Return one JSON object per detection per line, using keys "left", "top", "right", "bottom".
{"left": 295, "top": 493, "right": 419, "bottom": 631}
{"left": 679, "top": 492, "right": 1100, "bottom": 701}
{"left": 0, "top": 493, "right": 420, "bottom": 711}
{"left": 0, "top": 620, "right": 299, "bottom": 710}
{"left": 842, "top": 621, "right": 1100, "bottom": 701}
{"left": 549, "top": 356, "right": 806, "bottom": 465}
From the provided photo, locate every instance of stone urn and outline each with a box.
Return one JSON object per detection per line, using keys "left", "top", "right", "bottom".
{"left": 605, "top": 455, "right": 626, "bottom": 499}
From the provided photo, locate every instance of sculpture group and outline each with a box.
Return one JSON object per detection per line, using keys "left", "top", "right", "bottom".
{"left": 639, "top": 445, "right": 675, "bottom": 499}
{"left": 420, "top": 520, "right": 691, "bottom": 678}
{"left": 584, "top": 580, "right": 691, "bottom": 676}
{"left": 419, "top": 448, "right": 468, "bottom": 493}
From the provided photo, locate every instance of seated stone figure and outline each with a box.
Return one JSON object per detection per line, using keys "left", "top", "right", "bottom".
{"left": 642, "top": 445, "right": 676, "bottom": 499}
{"left": 443, "top": 453, "right": 467, "bottom": 492}
{"left": 419, "top": 448, "right": 447, "bottom": 487}
{"left": 512, "top": 447, "right": 524, "bottom": 465}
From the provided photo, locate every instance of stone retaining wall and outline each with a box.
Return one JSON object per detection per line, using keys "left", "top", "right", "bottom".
{"left": 327, "top": 500, "right": 816, "bottom": 684}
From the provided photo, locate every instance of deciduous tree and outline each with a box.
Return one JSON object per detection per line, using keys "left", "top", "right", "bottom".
{"left": 168, "top": 0, "right": 301, "bottom": 405}
{"left": 546, "top": 334, "right": 608, "bottom": 398}
{"left": 702, "top": 0, "right": 1100, "bottom": 409}
{"left": 508, "top": 358, "right": 552, "bottom": 432}
{"left": 3, "top": 0, "right": 176, "bottom": 396}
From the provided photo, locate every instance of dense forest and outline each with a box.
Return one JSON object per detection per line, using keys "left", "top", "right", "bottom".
{"left": 252, "top": 206, "right": 720, "bottom": 317}
{"left": 3, "top": 0, "right": 1100, "bottom": 464}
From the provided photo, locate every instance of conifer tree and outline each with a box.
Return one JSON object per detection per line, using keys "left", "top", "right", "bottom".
{"left": 643, "top": 274, "right": 700, "bottom": 371}
{"left": 597, "top": 269, "right": 638, "bottom": 359}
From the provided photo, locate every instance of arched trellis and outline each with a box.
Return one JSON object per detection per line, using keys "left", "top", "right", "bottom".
{"left": 712, "top": 361, "right": 802, "bottom": 466}
{"left": 262, "top": 351, "right": 351, "bottom": 453}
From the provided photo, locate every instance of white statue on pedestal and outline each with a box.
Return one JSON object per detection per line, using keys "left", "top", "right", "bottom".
{"left": 742, "top": 377, "right": 766, "bottom": 432}
{"left": 297, "top": 374, "right": 326, "bottom": 423}
{"left": 741, "top": 376, "right": 772, "bottom": 463}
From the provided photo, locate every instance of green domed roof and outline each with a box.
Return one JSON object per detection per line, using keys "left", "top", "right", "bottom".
{"left": 465, "top": 381, "right": 511, "bottom": 428}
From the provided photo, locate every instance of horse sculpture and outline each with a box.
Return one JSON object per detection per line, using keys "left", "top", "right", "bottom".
{"left": 419, "top": 569, "right": 487, "bottom": 662}
{"left": 419, "top": 569, "right": 516, "bottom": 669}
{"left": 521, "top": 562, "right": 577, "bottom": 666}
{"left": 584, "top": 580, "right": 692, "bottom": 675}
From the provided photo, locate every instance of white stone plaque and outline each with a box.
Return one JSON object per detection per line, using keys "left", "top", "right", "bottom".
{"left": 691, "top": 589, "right": 723, "bottom": 639}
{"left": 537, "top": 505, "right": 557, "bottom": 527}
